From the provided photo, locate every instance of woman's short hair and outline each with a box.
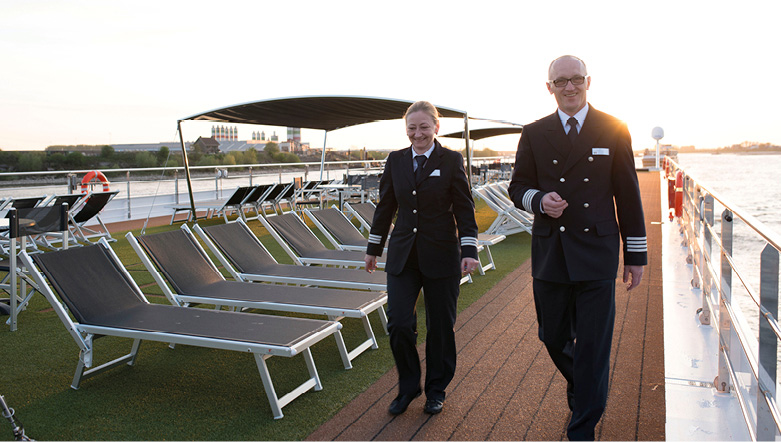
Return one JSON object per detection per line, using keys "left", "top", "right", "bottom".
{"left": 403, "top": 101, "right": 441, "bottom": 124}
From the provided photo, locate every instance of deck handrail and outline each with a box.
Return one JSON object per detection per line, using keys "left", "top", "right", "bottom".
{"left": 667, "top": 157, "right": 781, "bottom": 441}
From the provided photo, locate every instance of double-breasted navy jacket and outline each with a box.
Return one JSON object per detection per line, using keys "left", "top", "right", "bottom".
{"left": 367, "top": 140, "right": 478, "bottom": 279}
{"left": 508, "top": 106, "right": 648, "bottom": 282}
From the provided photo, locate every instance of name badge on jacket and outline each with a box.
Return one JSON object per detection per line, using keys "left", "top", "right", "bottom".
{"left": 592, "top": 147, "right": 610, "bottom": 156}
{"left": 430, "top": 169, "right": 441, "bottom": 176}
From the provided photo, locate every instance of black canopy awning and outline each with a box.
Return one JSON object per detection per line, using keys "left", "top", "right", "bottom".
{"left": 439, "top": 126, "right": 523, "bottom": 141}
{"left": 181, "top": 95, "right": 467, "bottom": 131}
{"left": 175, "top": 96, "right": 475, "bottom": 219}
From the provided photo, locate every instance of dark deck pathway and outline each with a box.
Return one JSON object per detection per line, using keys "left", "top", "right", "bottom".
{"left": 305, "top": 171, "right": 665, "bottom": 441}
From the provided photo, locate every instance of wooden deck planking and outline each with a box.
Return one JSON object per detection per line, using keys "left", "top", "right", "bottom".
{"left": 306, "top": 171, "right": 666, "bottom": 441}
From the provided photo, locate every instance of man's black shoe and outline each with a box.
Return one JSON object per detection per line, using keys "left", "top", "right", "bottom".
{"left": 388, "top": 389, "right": 421, "bottom": 415}
{"left": 423, "top": 398, "right": 444, "bottom": 415}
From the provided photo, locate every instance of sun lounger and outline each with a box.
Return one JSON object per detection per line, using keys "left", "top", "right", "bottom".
{"left": 21, "top": 242, "right": 341, "bottom": 419}
{"left": 257, "top": 212, "right": 386, "bottom": 269}
{"left": 238, "top": 183, "right": 276, "bottom": 220}
{"left": 1, "top": 196, "right": 50, "bottom": 254}
{"left": 255, "top": 183, "right": 292, "bottom": 217}
{"left": 35, "top": 193, "right": 87, "bottom": 249}
{"left": 303, "top": 207, "right": 372, "bottom": 252}
{"left": 292, "top": 179, "right": 325, "bottom": 211}
{"left": 343, "top": 201, "right": 382, "bottom": 234}
{"left": 4, "top": 196, "right": 47, "bottom": 210}
{"left": 169, "top": 185, "right": 256, "bottom": 224}
{"left": 472, "top": 185, "right": 532, "bottom": 236}
{"left": 68, "top": 190, "right": 119, "bottom": 244}
{"left": 193, "top": 219, "right": 387, "bottom": 291}
{"left": 1, "top": 204, "right": 69, "bottom": 331}
{"left": 127, "top": 226, "right": 388, "bottom": 369}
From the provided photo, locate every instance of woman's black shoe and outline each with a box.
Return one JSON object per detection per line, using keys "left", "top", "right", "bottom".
{"left": 388, "top": 389, "right": 422, "bottom": 415}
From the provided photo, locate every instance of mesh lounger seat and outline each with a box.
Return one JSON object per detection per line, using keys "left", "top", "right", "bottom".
{"left": 193, "top": 219, "right": 387, "bottom": 291}
{"left": 21, "top": 243, "right": 340, "bottom": 419}
{"left": 127, "top": 227, "right": 387, "bottom": 369}
{"left": 257, "top": 212, "right": 386, "bottom": 269}
{"left": 35, "top": 193, "right": 86, "bottom": 249}
{"left": 343, "top": 201, "right": 382, "bottom": 234}
{"left": 303, "top": 207, "right": 374, "bottom": 252}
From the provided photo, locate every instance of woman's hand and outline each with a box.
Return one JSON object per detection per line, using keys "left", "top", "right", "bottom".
{"left": 461, "top": 257, "right": 480, "bottom": 275}
{"left": 365, "top": 254, "right": 378, "bottom": 273}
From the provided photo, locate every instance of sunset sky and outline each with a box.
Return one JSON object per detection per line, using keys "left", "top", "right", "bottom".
{"left": 2, "top": 0, "right": 779, "bottom": 153}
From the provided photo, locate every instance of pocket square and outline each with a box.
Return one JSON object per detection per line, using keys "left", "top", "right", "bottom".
{"left": 430, "top": 169, "right": 441, "bottom": 176}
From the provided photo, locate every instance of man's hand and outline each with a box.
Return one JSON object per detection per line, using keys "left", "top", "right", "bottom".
{"left": 542, "top": 192, "right": 568, "bottom": 218}
{"left": 461, "top": 257, "right": 480, "bottom": 275}
{"left": 623, "top": 265, "right": 645, "bottom": 291}
{"left": 364, "top": 254, "right": 378, "bottom": 273}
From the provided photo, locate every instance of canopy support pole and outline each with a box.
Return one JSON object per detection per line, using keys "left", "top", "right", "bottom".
{"left": 177, "top": 120, "right": 197, "bottom": 220}
{"left": 319, "top": 131, "right": 329, "bottom": 180}
{"left": 464, "top": 114, "right": 472, "bottom": 188}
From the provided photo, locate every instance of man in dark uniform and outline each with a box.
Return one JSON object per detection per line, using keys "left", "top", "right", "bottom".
{"left": 508, "top": 55, "right": 647, "bottom": 440}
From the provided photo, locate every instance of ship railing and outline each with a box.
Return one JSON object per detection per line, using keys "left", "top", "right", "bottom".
{"left": 0, "top": 155, "right": 513, "bottom": 224}
{"left": 668, "top": 157, "right": 781, "bottom": 441}
{"left": 0, "top": 160, "right": 386, "bottom": 224}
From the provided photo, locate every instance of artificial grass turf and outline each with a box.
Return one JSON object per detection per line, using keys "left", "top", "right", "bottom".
{"left": 0, "top": 200, "right": 531, "bottom": 440}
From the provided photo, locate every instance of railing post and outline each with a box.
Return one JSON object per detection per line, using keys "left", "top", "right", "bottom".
{"left": 695, "top": 194, "right": 710, "bottom": 324}
{"left": 758, "top": 244, "right": 780, "bottom": 440}
{"left": 215, "top": 168, "right": 220, "bottom": 199}
{"left": 174, "top": 170, "right": 179, "bottom": 204}
{"left": 126, "top": 171, "right": 131, "bottom": 219}
{"left": 715, "top": 209, "right": 733, "bottom": 393}
{"left": 703, "top": 194, "right": 715, "bottom": 298}
{"left": 249, "top": 166, "right": 253, "bottom": 186}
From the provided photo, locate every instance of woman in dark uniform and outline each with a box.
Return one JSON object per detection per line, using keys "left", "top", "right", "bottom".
{"left": 364, "top": 100, "right": 479, "bottom": 415}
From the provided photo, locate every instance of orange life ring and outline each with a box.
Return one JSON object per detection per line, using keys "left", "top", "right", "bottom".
{"left": 80, "top": 170, "right": 110, "bottom": 194}
{"left": 674, "top": 171, "right": 683, "bottom": 218}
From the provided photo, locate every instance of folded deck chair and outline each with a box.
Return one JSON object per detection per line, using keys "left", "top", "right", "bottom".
{"left": 169, "top": 185, "right": 256, "bottom": 224}
{"left": 193, "top": 219, "right": 387, "bottom": 291}
{"left": 1, "top": 204, "right": 69, "bottom": 331}
{"left": 21, "top": 243, "right": 339, "bottom": 419}
{"left": 303, "top": 207, "right": 374, "bottom": 252}
{"left": 257, "top": 212, "right": 386, "bottom": 269}
{"left": 472, "top": 185, "right": 532, "bottom": 236}
{"left": 127, "top": 227, "right": 387, "bottom": 369}
{"left": 68, "top": 190, "right": 119, "bottom": 244}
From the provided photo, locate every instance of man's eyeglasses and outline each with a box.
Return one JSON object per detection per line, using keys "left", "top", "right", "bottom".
{"left": 550, "top": 76, "right": 587, "bottom": 88}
